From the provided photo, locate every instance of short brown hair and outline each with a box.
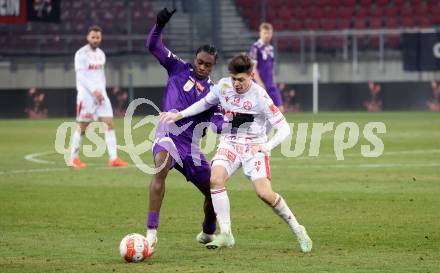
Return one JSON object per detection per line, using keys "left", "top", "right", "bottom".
{"left": 228, "top": 53, "right": 253, "bottom": 75}
{"left": 259, "top": 22, "right": 273, "bottom": 31}
{"left": 88, "top": 25, "right": 102, "bottom": 34}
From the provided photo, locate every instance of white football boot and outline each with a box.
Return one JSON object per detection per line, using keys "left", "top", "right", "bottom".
{"left": 196, "top": 231, "right": 216, "bottom": 244}
{"left": 296, "top": 225, "right": 312, "bottom": 253}
{"left": 205, "top": 233, "right": 235, "bottom": 249}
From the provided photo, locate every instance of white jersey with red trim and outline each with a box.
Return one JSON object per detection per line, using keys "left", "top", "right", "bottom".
{"left": 74, "top": 44, "right": 107, "bottom": 101}
{"left": 205, "top": 77, "right": 285, "bottom": 144}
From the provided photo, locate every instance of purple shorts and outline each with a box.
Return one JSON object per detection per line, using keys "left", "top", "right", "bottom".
{"left": 267, "top": 86, "right": 283, "bottom": 107}
{"left": 152, "top": 136, "right": 211, "bottom": 186}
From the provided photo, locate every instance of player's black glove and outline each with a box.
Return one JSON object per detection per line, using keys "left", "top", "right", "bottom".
{"left": 156, "top": 8, "right": 176, "bottom": 28}
{"left": 230, "top": 113, "right": 254, "bottom": 129}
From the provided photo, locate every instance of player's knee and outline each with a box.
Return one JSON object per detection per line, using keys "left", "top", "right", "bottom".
{"left": 255, "top": 189, "right": 272, "bottom": 204}
{"left": 210, "top": 174, "right": 226, "bottom": 188}
{"left": 154, "top": 166, "right": 169, "bottom": 180}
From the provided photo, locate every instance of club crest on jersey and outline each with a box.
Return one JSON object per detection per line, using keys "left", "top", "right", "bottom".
{"left": 233, "top": 96, "right": 240, "bottom": 106}
{"left": 243, "top": 101, "right": 252, "bottom": 110}
{"left": 183, "top": 80, "right": 195, "bottom": 92}
{"left": 195, "top": 81, "right": 205, "bottom": 93}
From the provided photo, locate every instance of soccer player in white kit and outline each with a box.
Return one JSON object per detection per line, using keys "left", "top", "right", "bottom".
{"left": 70, "top": 25, "right": 128, "bottom": 168}
{"left": 160, "top": 54, "right": 312, "bottom": 252}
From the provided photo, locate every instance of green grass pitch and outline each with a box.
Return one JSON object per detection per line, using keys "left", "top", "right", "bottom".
{"left": 0, "top": 112, "right": 439, "bottom": 273}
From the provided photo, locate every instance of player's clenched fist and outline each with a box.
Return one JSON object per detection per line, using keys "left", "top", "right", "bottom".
{"left": 156, "top": 8, "right": 176, "bottom": 28}
{"left": 159, "top": 111, "right": 182, "bottom": 123}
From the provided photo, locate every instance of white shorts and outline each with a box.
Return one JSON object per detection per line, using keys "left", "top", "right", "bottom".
{"left": 212, "top": 142, "right": 271, "bottom": 181}
{"left": 76, "top": 96, "right": 113, "bottom": 122}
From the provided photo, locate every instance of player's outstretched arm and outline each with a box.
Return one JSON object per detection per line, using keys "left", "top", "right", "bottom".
{"left": 159, "top": 97, "right": 214, "bottom": 123}
{"left": 146, "top": 8, "right": 176, "bottom": 66}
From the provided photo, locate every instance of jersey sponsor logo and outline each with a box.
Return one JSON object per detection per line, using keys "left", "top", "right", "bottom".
{"left": 269, "top": 104, "right": 280, "bottom": 114}
{"left": 88, "top": 64, "right": 103, "bottom": 70}
{"left": 217, "top": 148, "right": 236, "bottom": 162}
{"left": 221, "top": 83, "right": 229, "bottom": 95}
{"left": 243, "top": 101, "right": 253, "bottom": 110}
{"left": 195, "top": 81, "right": 205, "bottom": 93}
{"left": 183, "top": 79, "right": 195, "bottom": 92}
{"left": 234, "top": 144, "right": 250, "bottom": 155}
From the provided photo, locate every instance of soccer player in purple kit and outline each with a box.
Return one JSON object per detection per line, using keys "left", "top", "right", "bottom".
{"left": 249, "top": 23, "right": 284, "bottom": 112}
{"left": 144, "top": 8, "right": 223, "bottom": 255}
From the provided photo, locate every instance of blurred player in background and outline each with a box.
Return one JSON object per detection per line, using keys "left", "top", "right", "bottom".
{"left": 145, "top": 8, "right": 224, "bottom": 254}
{"left": 160, "top": 54, "right": 312, "bottom": 253}
{"left": 70, "top": 25, "right": 128, "bottom": 168}
{"left": 249, "top": 23, "right": 284, "bottom": 112}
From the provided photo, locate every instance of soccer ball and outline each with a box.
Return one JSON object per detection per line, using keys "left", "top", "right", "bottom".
{"left": 119, "top": 233, "right": 151, "bottom": 263}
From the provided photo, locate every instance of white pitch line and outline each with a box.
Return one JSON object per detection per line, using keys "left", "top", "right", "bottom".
{"left": 271, "top": 162, "right": 440, "bottom": 169}
{"left": 24, "top": 151, "right": 57, "bottom": 164}
{"left": 1, "top": 161, "right": 439, "bottom": 176}
{"left": 270, "top": 149, "right": 440, "bottom": 161}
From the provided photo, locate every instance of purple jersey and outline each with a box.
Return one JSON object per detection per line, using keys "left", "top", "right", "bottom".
{"left": 249, "top": 40, "right": 283, "bottom": 106}
{"left": 249, "top": 40, "right": 276, "bottom": 89}
{"left": 147, "top": 24, "right": 223, "bottom": 143}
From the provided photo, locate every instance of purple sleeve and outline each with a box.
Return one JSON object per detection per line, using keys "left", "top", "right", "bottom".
{"left": 248, "top": 43, "right": 258, "bottom": 61}
{"left": 146, "top": 24, "right": 185, "bottom": 74}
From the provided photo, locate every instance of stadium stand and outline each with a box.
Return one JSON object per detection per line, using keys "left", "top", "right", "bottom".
{"left": 235, "top": 0, "right": 439, "bottom": 51}
{"left": 0, "top": 0, "right": 155, "bottom": 55}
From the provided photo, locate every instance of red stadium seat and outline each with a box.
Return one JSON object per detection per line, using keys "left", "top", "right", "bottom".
{"left": 325, "top": 7, "right": 338, "bottom": 19}
{"left": 356, "top": 7, "right": 368, "bottom": 18}
{"left": 415, "top": 5, "right": 428, "bottom": 17}
{"left": 309, "top": 7, "right": 324, "bottom": 19}
{"left": 369, "top": 17, "right": 383, "bottom": 29}
{"left": 360, "top": 0, "right": 372, "bottom": 7}
{"left": 409, "top": 0, "right": 421, "bottom": 6}
{"left": 401, "top": 16, "right": 415, "bottom": 28}
{"left": 279, "top": 9, "right": 291, "bottom": 20}
{"left": 416, "top": 17, "right": 432, "bottom": 27}
{"left": 341, "top": 0, "right": 356, "bottom": 6}
{"left": 287, "top": 20, "right": 304, "bottom": 30}
{"left": 338, "top": 7, "right": 354, "bottom": 18}
{"left": 400, "top": 6, "right": 413, "bottom": 17}
{"left": 432, "top": 15, "right": 440, "bottom": 25}
{"left": 354, "top": 18, "right": 367, "bottom": 29}
{"left": 321, "top": 18, "right": 337, "bottom": 30}
{"left": 336, "top": 18, "right": 352, "bottom": 29}
{"left": 376, "top": 0, "right": 389, "bottom": 8}
{"left": 384, "top": 17, "right": 399, "bottom": 28}
{"left": 293, "top": 8, "right": 308, "bottom": 20}
{"left": 328, "top": 0, "right": 340, "bottom": 7}
{"left": 384, "top": 7, "right": 398, "bottom": 18}
{"left": 427, "top": 0, "right": 439, "bottom": 6}
{"left": 304, "top": 19, "right": 320, "bottom": 30}
{"left": 369, "top": 7, "right": 383, "bottom": 18}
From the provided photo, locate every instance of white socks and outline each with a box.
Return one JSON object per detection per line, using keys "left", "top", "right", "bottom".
{"left": 70, "top": 130, "right": 83, "bottom": 160}
{"left": 104, "top": 129, "right": 117, "bottom": 160}
{"left": 146, "top": 229, "right": 157, "bottom": 239}
{"left": 271, "top": 194, "right": 302, "bottom": 235}
{"left": 210, "top": 188, "right": 231, "bottom": 235}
